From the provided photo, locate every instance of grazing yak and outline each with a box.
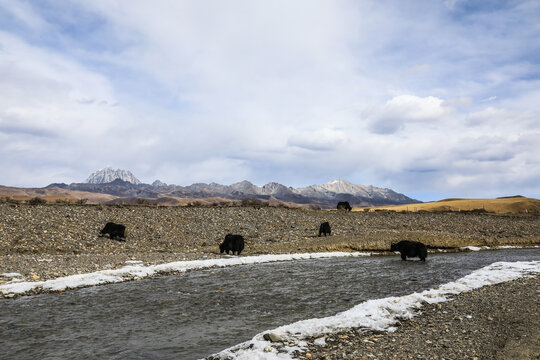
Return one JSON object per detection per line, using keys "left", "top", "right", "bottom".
{"left": 220, "top": 234, "right": 245, "bottom": 255}
{"left": 319, "top": 222, "right": 331, "bottom": 237}
{"left": 336, "top": 201, "right": 352, "bottom": 211}
{"left": 390, "top": 240, "right": 427, "bottom": 261}
{"left": 99, "top": 222, "right": 126, "bottom": 241}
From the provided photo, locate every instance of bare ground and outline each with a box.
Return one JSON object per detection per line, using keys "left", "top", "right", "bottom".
{"left": 297, "top": 276, "right": 540, "bottom": 360}
{"left": 1, "top": 204, "right": 539, "bottom": 359}
{"left": 1, "top": 203, "right": 539, "bottom": 287}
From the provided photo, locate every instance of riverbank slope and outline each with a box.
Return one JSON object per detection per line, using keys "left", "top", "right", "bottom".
{"left": 300, "top": 275, "right": 539, "bottom": 360}
{"left": 1, "top": 203, "right": 539, "bottom": 291}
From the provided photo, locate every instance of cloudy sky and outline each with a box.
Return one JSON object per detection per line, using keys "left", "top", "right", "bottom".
{"left": 1, "top": 0, "right": 539, "bottom": 201}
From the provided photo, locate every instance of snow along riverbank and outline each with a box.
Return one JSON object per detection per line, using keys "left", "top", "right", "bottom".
{"left": 0, "top": 251, "right": 374, "bottom": 296}
{"left": 207, "top": 260, "right": 540, "bottom": 360}
{"left": 1, "top": 246, "right": 537, "bottom": 298}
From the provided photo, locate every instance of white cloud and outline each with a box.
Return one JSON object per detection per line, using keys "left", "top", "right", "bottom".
{"left": 443, "top": 0, "right": 462, "bottom": 10}
{"left": 0, "top": 31, "right": 143, "bottom": 185}
{"left": 0, "top": 31, "right": 120, "bottom": 135}
{"left": 466, "top": 107, "right": 508, "bottom": 126}
{"left": 154, "top": 158, "right": 251, "bottom": 186}
{"left": 442, "top": 97, "right": 473, "bottom": 109}
{"left": 369, "top": 95, "right": 451, "bottom": 134}
{"left": 0, "top": 1, "right": 539, "bottom": 199}
{"left": 287, "top": 128, "right": 349, "bottom": 151}
{"left": 0, "top": 0, "right": 50, "bottom": 32}
{"left": 383, "top": 95, "right": 449, "bottom": 121}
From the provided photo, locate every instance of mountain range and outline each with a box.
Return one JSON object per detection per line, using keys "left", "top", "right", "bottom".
{"left": 46, "top": 167, "right": 420, "bottom": 208}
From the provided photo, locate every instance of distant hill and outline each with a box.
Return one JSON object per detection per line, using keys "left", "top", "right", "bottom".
{"left": 363, "top": 197, "right": 540, "bottom": 214}
{"left": 0, "top": 185, "right": 117, "bottom": 204}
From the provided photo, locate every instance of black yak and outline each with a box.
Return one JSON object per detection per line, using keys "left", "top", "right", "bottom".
{"left": 337, "top": 201, "right": 352, "bottom": 211}
{"left": 99, "top": 222, "right": 126, "bottom": 241}
{"left": 220, "top": 234, "right": 245, "bottom": 255}
{"left": 390, "top": 240, "right": 427, "bottom": 261}
{"left": 319, "top": 222, "right": 331, "bottom": 236}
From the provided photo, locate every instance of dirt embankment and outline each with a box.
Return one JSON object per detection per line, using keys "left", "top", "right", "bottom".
{"left": 0, "top": 203, "right": 539, "bottom": 285}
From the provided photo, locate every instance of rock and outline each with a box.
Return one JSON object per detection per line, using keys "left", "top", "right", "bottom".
{"left": 263, "top": 332, "right": 284, "bottom": 342}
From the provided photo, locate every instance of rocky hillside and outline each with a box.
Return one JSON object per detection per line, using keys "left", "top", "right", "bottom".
{"left": 1, "top": 203, "right": 538, "bottom": 257}
{"left": 1, "top": 203, "right": 538, "bottom": 289}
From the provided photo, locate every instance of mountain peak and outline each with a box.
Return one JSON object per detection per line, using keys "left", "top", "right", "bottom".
{"left": 152, "top": 180, "right": 167, "bottom": 187}
{"left": 325, "top": 179, "right": 353, "bottom": 186}
{"left": 230, "top": 180, "right": 259, "bottom": 194}
{"left": 260, "top": 182, "right": 293, "bottom": 195}
{"left": 84, "top": 167, "right": 141, "bottom": 185}
{"left": 319, "top": 179, "right": 360, "bottom": 194}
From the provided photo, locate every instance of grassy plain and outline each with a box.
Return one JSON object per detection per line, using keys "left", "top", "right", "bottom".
{"left": 360, "top": 196, "right": 540, "bottom": 215}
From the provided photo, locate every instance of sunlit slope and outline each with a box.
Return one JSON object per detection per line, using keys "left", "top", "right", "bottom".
{"left": 358, "top": 196, "right": 540, "bottom": 214}
{"left": 0, "top": 186, "right": 117, "bottom": 204}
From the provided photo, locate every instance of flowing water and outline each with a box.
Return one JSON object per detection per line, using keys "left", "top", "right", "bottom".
{"left": 2, "top": 249, "right": 539, "bottom": 360}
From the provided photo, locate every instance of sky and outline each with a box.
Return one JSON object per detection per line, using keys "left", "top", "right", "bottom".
{"left": 0, "top": 0, "right": 539, "bottom": 201}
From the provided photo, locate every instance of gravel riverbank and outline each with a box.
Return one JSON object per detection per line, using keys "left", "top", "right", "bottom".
{"left": 1, "top": 203, "right": 539, "bottom": 295}
{"left": 298, "top": 275, "right": 539, "bottom": 360}
{"left": 1, "top": 203, "right": 539, "bottom": 359}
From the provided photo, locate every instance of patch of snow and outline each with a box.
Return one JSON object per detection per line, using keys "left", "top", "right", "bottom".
{"left": 313, "top": 337, "right": 327, "bottom": 346}
{"left": 496, "top": 245, "right": 521, "bottom": 249}
{"left": 0, "top": 252, "right": 373, "bottom": 295}
{"left": 5, "top": 279, "right": 25, "bottom": 284}
{"left": 208, "top": 260, "right": 540, "bottom": 359}
{"left": 85, "top": 167, "right": 141, "bottom": 184}
{"left": 460, "top": 246, "right": 490, "bottom": 251}
{"left": 0, "top": 273, "right": 22, "bottom": 277}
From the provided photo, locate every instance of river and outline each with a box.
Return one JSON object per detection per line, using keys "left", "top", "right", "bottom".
{"left": 1, "top": 248, "right": 539, "bottom": 360}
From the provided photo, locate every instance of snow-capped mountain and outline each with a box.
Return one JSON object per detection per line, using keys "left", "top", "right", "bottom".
{"left": 84, "top": 167, "right": 141, "bottom": 185}
{"left": 165, "top": 179, "right": 416, "bottom": 206}
{"left": 260, "top": 182, "right": 296, "bottom": 196}
{"left": 297, "top": 179, "right": 414, "bottom": 203}
{"left": 68, "top": 169, "right": 419, "bottom": 207}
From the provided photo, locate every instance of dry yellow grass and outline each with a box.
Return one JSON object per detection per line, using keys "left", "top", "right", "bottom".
{"left": 0, "top": 186, "right": 308, "bottom": 208}
{"left": 0, "top": 186, "right": 116, "bottom": 204}
{"left": 359, "top": 196, "right": 540, "bottom": 214}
